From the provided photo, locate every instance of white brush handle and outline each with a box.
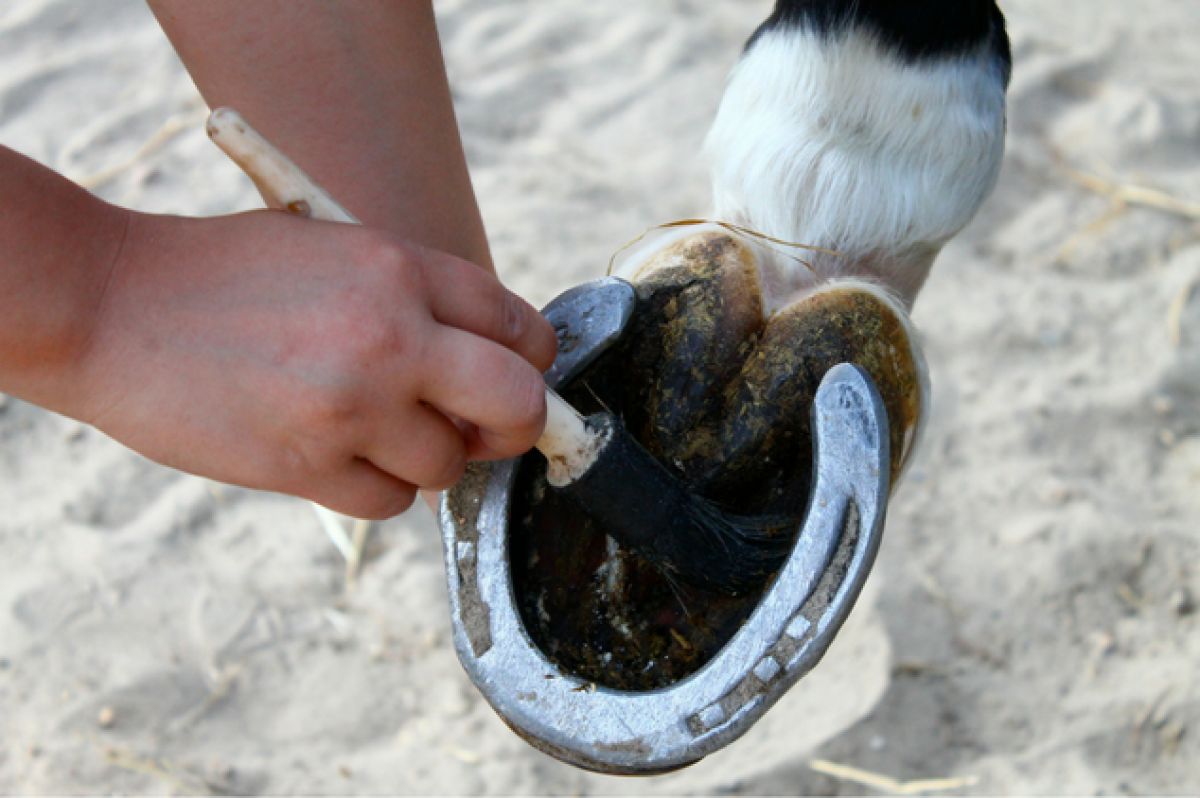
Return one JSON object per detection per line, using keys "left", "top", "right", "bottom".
{"left": 207, "top": 108, "right": 357, "bottom": 224}
{"left": 206, "top": 108, "right": 599, "bottom": 485}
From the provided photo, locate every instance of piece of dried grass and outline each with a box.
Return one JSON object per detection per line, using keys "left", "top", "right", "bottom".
{"left": 809, "top": 758, "right": 980, "bottom": 795}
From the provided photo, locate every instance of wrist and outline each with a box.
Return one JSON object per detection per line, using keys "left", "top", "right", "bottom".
{"left": 0, "top": 145, "right": 133, "bottom": 419}
{"left": 27, "top": 204, "right": 132, "bottom": 425}
{"left": 57, "top": 205, "right": 135, "bottom": 424}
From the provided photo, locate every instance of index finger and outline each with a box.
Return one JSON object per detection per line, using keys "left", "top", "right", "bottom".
{"left": 415, "top": 249, "right": 558, "bottom": 373}
{"left": 418, "top": 326, "right": 548, "bottom": 459}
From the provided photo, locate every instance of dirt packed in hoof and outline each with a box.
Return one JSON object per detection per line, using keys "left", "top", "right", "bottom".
{"left": 510, "top": 232, "right": 924, "bottom": 690}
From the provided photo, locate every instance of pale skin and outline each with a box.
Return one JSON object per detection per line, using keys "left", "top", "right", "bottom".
{"left": 0, "top": 1, "right": 558, "bottom": 519}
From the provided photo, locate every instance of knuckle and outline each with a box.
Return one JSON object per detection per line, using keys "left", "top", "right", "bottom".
{"left": 295, "top": 385, "right": 359, "bottom": 431}
{"left": 499, "top": 291, "right": 528, "bottom": 344}
{"left": 492, "top": 365, "right": 546, "bottom": 455}
{"left": 328, "top": 293, "right": 406, "bottom": 367}
{"left": 336, "top": 237, "right": 424, "bottom": 363}
{"left": 343, "top": 309, "right": 400, "bottom": 363}
{"left": 516, "top": 366, "right": 548, "bottom": 428}
{"left": 531, "top": 314, "right": 559, "bottom": 370}
{"left": 278, "top": 444, "right": 316, "bottom": 480}
{"left": 360, "top": 229, "right": 407, "bottom": 267}
{"left": 364, "top": 234, "right": 424, "bottom": 293}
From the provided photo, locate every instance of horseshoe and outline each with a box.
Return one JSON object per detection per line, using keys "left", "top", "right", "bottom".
{"left": 439, "top": 277, "right": 890, "bottom": 774}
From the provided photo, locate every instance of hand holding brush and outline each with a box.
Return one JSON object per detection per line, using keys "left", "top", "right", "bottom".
{"left": 209, "top": 108, "right": 792, "bottom": 595}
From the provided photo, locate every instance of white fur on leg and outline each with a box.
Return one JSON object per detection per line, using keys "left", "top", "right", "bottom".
{"left": 704, "top": 26, "right": 1008, "bottom": 310}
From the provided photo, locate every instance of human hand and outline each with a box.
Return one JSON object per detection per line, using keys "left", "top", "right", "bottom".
{"left": 71, "top": 209, "right": 557, "bottom": 519}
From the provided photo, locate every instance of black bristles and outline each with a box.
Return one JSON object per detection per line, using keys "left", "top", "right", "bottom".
{"left": 554, "top": 414, "right": 794, "bottom": 596}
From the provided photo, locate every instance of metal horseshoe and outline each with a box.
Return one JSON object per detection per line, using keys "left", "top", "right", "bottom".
{"left": 439, "top": 276, "right": 890, "bottom": 775}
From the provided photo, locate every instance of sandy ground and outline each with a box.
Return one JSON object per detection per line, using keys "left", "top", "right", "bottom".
{"left": 2, "top": 0, "right": 1199, "bottom": 794}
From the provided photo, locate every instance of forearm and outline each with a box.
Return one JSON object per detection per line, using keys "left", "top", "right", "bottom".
{"left": 148, "top": 0, "right": 493, "bottom": 270}
{"left": 0, "top": 145, "right": 128, "bottom": 415}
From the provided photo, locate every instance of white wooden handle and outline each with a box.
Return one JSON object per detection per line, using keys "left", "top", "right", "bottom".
{"left": 207, "top": 108, "right": 358, "bottom": 224}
